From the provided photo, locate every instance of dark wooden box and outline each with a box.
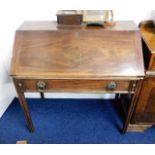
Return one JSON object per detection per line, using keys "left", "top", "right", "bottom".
{"left": 56, "top": 10, "right": 83, "bottom": 25}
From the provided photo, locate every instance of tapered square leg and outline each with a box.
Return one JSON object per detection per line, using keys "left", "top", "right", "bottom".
{"left": 40, "top": 92, "right": 44, "bottom": 99}
{"left": 13, "top": 79, "right": 35, "bottom": 132}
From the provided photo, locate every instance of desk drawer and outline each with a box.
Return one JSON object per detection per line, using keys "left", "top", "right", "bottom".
{"left": 16, "top": 79, "right": 133, "bottom": 93}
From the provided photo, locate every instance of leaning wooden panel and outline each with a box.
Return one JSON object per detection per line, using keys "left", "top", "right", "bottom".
{"left": 131, "top": 21, "right": 155, "bottom": 127}
{"left": 139, "top": 20, "right": 155, "bottom": 71}
{"left": 132, "top": 75, "right": 155, "bottom": 123}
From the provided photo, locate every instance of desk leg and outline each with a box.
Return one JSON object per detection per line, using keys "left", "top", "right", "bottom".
{"left": 13, "top": 79, "right": 35, "bottom": 132}
{"left": 122, "top": 80, "right": 143, "bottom": 134}
{"left": 115, "top": 94, "right": 120, "bottom": 101}
{"left": 40, "top": 92, "right": 44, "bottom": 99}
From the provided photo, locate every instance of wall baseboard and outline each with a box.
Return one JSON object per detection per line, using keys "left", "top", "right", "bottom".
{"left": 24, "top": 92, "right": 115, "bottom": 99}
{"left": 0, "top": 83, "right": 15, "bottom": 118}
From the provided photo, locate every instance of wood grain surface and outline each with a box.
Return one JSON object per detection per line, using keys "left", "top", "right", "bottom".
{"left": 10, "top": 21, "right": 144, "bottom": 79}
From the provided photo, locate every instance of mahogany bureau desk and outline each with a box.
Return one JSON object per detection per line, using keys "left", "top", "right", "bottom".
{"left": 10, "top": 21, "right": 144, "bottom": 134}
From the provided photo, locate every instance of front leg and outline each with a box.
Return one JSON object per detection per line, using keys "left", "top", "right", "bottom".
{"left": 13, "top": 79, "right": 35, "bottom": 132}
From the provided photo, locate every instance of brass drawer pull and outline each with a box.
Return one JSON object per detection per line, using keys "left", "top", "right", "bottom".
{"left": 37, "top": 81, "right": 46, "bottom": 90}
{"left": 106, "top": 81, "right": 117, "bottom": 91}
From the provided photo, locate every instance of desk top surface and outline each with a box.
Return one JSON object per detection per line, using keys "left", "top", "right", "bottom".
{"left": 18, "top": 21, "right": 138, "bottom": 31}
{"left": 10, "top": 21, "right": 144, "bottom": 79}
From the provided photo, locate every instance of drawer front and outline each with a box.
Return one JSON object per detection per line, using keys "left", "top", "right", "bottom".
{"left": 16, "top": 79, "right": 132, "bottom": 93}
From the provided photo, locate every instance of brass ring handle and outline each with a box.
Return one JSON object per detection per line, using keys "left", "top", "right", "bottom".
{"left": 37, "top": 81, "right": 46, "bottom": 90}
{"left": 106, "top": 81, "right": 117, "bottom": 91}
